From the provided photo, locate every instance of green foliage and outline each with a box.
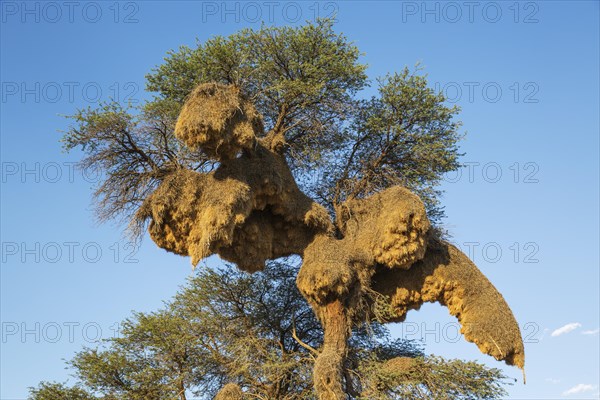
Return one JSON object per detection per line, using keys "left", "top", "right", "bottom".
{"left": 358, "top": 355, "right": 510, "bottom": 399}
{"left": 62, "top": 101, "right": 211, "bottom": 230}
{"left": 63, "top": 19, "right": 462, "bottom": 228}
{"left": 320, "top": 66, "right": 463, "bottom": 223}
{"left": 28, "top": 382, "right": 96, "bottom": 400}
{"left": 145, "top": 19, "right": 367, "bottom": 170}
{"left": 69, "top": 311, "right": 202, "bottom": 400}
{"left": 168, "top": 261, "right": 317, "bottom": 398}
{"left": 30, "top": 262, "right": 510, "bottom": 400}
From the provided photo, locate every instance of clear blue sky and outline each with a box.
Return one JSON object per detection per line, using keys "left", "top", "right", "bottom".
{"left": 1, "top": 1, "right": 598, "bottom": 399}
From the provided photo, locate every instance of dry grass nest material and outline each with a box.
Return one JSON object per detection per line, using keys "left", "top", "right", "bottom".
{"left": 371, "top": 240, "right": 525, "bottom": 369}
{"left": 298, "top": 186, "right": 523, "bottom": 387}
{"left": 137, "top": 143, "right": 332, "bottom": 271}
{"left": 214, "top": 383, "right": 243, "bottom": 400}
{"left": 175, "top": 83, "right": 263, "bottom": 160}
{"left": 298, "top": 186, "right": 431, "bottom": 308}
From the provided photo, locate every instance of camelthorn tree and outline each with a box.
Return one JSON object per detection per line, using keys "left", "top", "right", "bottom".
{"left": 59, "top": 19, "right": 523, "bottom": 399}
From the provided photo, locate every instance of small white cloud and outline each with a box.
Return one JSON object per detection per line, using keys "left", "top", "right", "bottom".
{"left": 551, "top": 322, "right": 581, "bottom": 337}
{"left": 545, "top": 378, "right": 560, "bottom": 384}
{"left": 563, "top": 384, "right": 596, "bottom": 396}
{"left": 582, "top": 328, "right": 600, "bottom": 335}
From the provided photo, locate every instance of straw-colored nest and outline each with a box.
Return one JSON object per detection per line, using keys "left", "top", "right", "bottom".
{"left": 339, "top": 186, "right": 430, "bottom": 269}
{"left": 371, "top": 239, "right": 525, "bottom": 369}
{"left": 136, "top": 168, "right": 253, "bottom": 266}
{"left": 175, "top": 83, "right": 263, "bottom": 160}
{"left": 381, "top": 356, "right": 417, "bottom": 374}
{"left": 297, "top": 187, "right": 524, "bottom": 396}
{"left": 217, "top": 210, "right": 316, "bottom": 272}
{"left": 298, "top": 186, "right": 430, "bottom": 308}
{"left": 214, "top": 383, "right": 243, "bottom": 400}
{"left": 137, "top": 141, "right": 333, "bottom": 271}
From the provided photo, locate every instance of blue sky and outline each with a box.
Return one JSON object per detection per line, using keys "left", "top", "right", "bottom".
{"left": 1, "top": 1, "right": 598, "bottom": 399}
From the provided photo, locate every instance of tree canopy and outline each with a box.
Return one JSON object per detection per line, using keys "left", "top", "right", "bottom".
{"left": 63, "top": 19, "right": 461, "bottom": 229}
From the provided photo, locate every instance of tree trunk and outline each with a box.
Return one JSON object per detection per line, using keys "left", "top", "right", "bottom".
{"left": 313, "top": 299, "right": 349, "bottom": 400}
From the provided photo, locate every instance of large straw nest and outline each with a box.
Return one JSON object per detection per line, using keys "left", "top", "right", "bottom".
{"left": 136, "top": 168, "right": 253, "bottom": 266}
{"left": 215, "top": 142, "right": 333, "bottom": 232}
{"left": 137, "top": 142, "right": 332, "bottom": 271}
{"left": 214, "top": 383, "right": 243, "bottom": 400}
{"left": 339, "top": 186, "right": 431, "bottom": 269}
{"left": 298, "top": 186, "right": 430, "bottom": 308}
{"left": 217, "top": 210, "right": 316, "bottom": 272}
{"left": 371, "top": 239, "right": 525, "bottom": 369}
{"left": 175, "top": 83, "right": 263, "bottom": 160}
